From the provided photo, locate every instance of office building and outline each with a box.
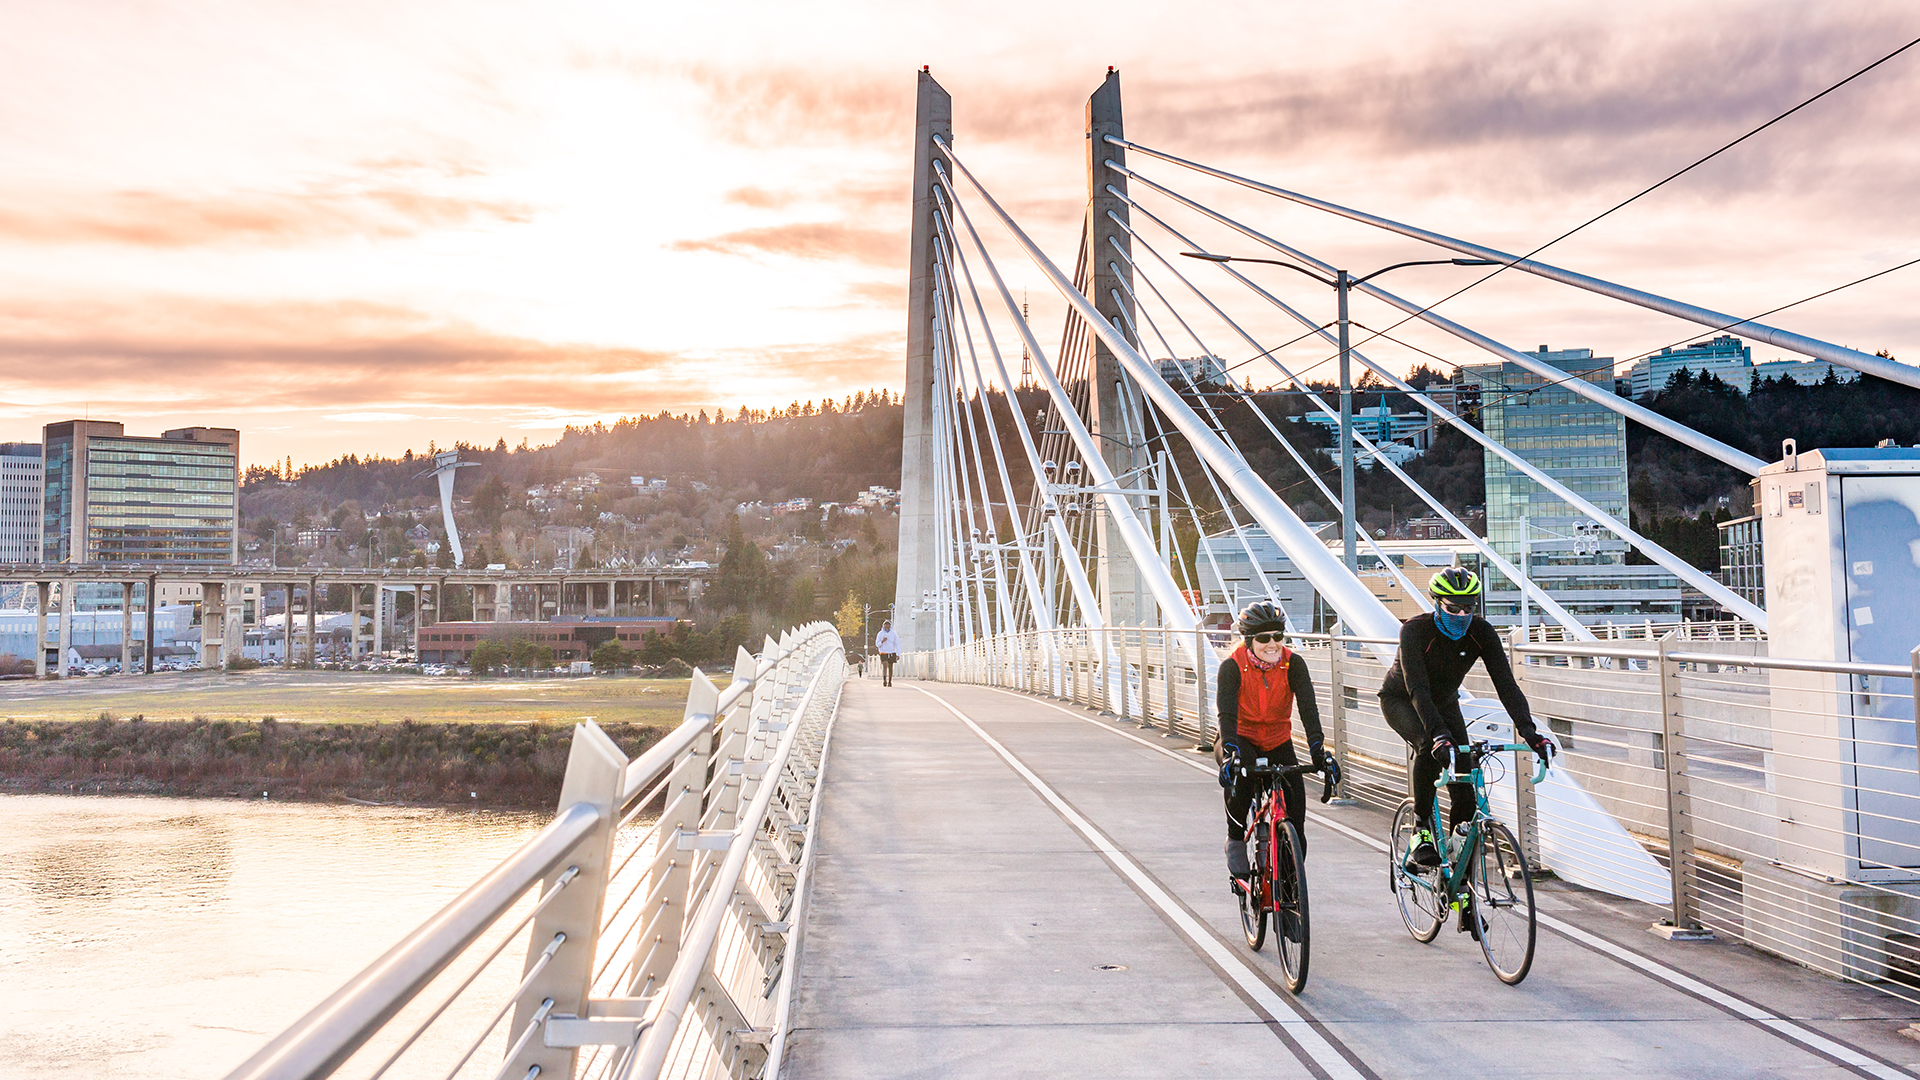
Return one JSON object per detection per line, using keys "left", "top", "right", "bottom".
{"left": 42, "top": 421, "right": 239, "bottom": 564}
{"left": 1622, "top": 335, "right": 1753, "bottom": 399}
{"left": 1296, "top": 400, "right": 1432, "bottom": 460}
{"left": 1460, "top": 347, "right": 1680, "bottom": 625}
{"left": 1718, "top": 513, "right": 1764, "bottom": 610}
{"left": 1157, "top": 355, "right": 1231, "bottom": 389}
{"left": 1752, "top": 359, "right": 1861, "bottom": 387}
{"left": 0, "top": 443, "right": 41, "bottom": 562}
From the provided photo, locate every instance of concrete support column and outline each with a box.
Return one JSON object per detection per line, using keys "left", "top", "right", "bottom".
{"left": 372, "top": 586, "right": 386, "bottom": 656}
{"left": 144, "top": 575, "right": 158, "bottom": 674}
{"left": 305, "top": 576, "right": 318, "bottom": 666}
{"left": 120, "top": 581, "right": 133, "bottom": 675}
{"left": 200, "top": 581, "right": 225, "bottom": 669}
{"left": 56, "top": 582, "right": 74, "bottom": 677}
{"left": 496, "top": 583, "right": 510, "bottom": 622}
{"left": 893, "top": 68, "right": 952, "bottom": 654}
{"left": 1086, "top": 68, "right": 1148, "bottom": 626}
{"left": 34, "top": 581, "right": 49, "bottom": 678}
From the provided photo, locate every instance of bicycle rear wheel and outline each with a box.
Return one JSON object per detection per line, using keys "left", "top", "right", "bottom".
{"left": 1390, "top": 800, "right": 1444, "bottom": 943}
{"left": 1470, "top": 819, "right": 1537, "bottom": 984}
{"left": 1274, "top": 818, "right": 1311, "bottom": 993}
{"left": 1238, "top": 796, "right": 1268, "bottom": 950}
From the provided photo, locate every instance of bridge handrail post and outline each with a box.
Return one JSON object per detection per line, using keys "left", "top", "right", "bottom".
{"left": 1197, "top": 626, "right": 1214, "bottom": 745}
{"left": 504, "top": 721, "right": 628, "bottom": 1080}
{"left": 626, "top": 669, "right": 721, "bottom": 1001}
{"left": 709, "top": 646, "right": 759, "bottom": 832}
{"left": 1158, "top": 625, "right": 1171, "bottom": 734}
{"left": 1327, "top": 631, "right": 1349, "bottom": 801}
{"left": 1657, "top": 635, "right": 1704, "bottom": 933}
{"left": 1507, "top": 627, "right": 1545, "bottom": 873}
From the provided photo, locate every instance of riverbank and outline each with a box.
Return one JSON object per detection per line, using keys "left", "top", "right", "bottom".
{"left": 0, "top": 716, "right": 667, "bottom": 809}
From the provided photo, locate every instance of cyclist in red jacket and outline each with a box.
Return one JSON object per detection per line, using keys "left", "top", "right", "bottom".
{"left": 1218, "top": 601, "right": 1338, "bottom": 878}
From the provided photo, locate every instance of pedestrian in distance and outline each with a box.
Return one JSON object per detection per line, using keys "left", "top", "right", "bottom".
{"left": 873, "top": 621, "right": 900, "bottom": 686}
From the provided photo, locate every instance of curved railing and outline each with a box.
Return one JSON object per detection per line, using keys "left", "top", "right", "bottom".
{"left": 221, "top": 621, "right": 847, "bottom": 1080}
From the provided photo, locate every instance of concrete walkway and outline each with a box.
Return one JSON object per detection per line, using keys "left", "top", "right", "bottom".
{"left": 784, "top": 677, "right": 1920, "bottom": 1079}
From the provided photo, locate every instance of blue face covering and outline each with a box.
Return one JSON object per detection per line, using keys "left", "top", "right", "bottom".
{"left": 1434, "top": 607, "right": 1472, "bottom": 640}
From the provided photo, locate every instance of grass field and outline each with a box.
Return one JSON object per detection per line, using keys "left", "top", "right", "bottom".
{"left": 0, "top": 669, "right": 723, "bottom": 728}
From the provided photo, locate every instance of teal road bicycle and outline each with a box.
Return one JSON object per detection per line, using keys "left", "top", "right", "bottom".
{"left": 1388, "top": 741, "right": 1547, "bottom": 985}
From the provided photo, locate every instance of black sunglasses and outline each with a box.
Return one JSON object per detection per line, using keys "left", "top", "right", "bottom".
{"left": 1248, "top": 631, "right": 1285, "bottom": 644}
{"left": 1437, "top": 598, "right": 1474, "bottom": 615}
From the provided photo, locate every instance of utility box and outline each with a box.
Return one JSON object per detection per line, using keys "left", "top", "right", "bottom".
{"left": 1760, "top": 443, "right": 1920, "bottom": 880}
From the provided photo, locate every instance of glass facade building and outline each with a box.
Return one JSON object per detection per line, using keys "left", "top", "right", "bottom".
{"left": 41, "top": 421, "right": 239, "bottom": 564}
{"left": 1717, "top": 514, "right": 1764, "bottom": 609}
{"left": 1460, "top": 348, "right": 1680, "bottom": 625}
{"left": 0, "top": 443, "right": 41, "bottom": 563}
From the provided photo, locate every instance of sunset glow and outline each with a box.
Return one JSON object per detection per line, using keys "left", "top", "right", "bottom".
{"left": 3, "top": 1, "right": 1915, "bottom": 467}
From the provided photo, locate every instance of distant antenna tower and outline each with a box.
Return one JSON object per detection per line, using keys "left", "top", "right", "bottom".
{"left": 1019, "top": 291, "right": 1034, "bottom": 389}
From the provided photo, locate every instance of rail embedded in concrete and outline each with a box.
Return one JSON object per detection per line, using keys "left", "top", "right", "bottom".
{"left": 908, "top": 625, "right": 1920, "bottom": 1009}
{"left": 219, "top": 622, "right": 846, "bottom": 1080}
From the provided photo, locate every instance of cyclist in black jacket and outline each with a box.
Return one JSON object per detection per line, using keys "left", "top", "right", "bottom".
{"left": 1380, "top": 568, "right": 1554, "bottom": 872}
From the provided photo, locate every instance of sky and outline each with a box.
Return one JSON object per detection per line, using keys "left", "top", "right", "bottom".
{"left": 1, "top": 0, "right": 1916, "bottom": 469}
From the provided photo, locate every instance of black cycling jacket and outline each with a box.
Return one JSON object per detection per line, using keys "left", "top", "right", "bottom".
{"left": 1379, "top": 613, "right": 1537, "bottom": 747}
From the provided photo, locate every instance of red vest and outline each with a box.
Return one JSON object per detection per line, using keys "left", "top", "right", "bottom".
{"left": 1232, "top": 644, "right": 1295, "bottom": 751}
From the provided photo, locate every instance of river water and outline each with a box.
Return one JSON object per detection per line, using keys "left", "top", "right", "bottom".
{"left": 0, "top": 794, "right": 550, "bottom": 1079}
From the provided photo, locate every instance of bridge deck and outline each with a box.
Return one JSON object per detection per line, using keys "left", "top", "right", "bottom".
{"left": 785, "top": 678, "right": 1920, "bottom": 1079}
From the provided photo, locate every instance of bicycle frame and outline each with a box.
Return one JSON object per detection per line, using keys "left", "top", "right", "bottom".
{"left": 1430, "top": 742, "right": 1544, "bottom": 903}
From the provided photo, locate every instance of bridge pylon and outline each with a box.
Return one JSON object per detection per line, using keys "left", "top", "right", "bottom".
{"left": 1084, "top": 68, "right": 1152, "bottom": 627}
{"left": 895, "top": 68, "right": 953, "bottom": 653}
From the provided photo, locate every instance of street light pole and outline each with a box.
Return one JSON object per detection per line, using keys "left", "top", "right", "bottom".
{"left": 1336, "top": 269, "right": 1355, "bottom": 572}
{"left": 1180, "top": 252, "right": 1496, "bottom": 575}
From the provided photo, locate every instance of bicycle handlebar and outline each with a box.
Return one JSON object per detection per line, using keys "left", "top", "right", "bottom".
{"left": 1242, "top": 758, "right": 1324, "bottom": 778}
{"left": 1440, "top": 741, "right": 1550, "bottom": 785}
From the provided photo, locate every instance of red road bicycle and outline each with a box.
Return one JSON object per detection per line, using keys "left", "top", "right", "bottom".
{"left": 1233, "top": 755, "right": 1331, "bottom": 993}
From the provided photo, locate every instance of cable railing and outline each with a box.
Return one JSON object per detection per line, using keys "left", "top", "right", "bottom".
{"left": 909, "top": 625, "right": 1920, "bottom": 1005}
{"left": 222, "top": 622, "right": 846, "bottom": 1080}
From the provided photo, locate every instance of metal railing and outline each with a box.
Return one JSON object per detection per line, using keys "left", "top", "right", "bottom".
{"left": 223, "top": 621, "right": 846, "bottom": 1080}
{"left": 910, "top": 625, "right": 1920, "bottom": 1004}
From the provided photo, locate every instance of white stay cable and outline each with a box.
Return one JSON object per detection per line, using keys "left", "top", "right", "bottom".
{"left": 935, "top": 245, "right": 1019, "bottom": 637}
{"left": 932, "top": 276, "right": 996, "bottom": 642}
{"left": 1105, "top": 135, "right": 1920, "bottom": 394}
{"left": 1110, "top": 250, "right": 1432, "bottom": 614}
{"left": 1117, "top": 228, "right": 1582, "bottom": 628}
{"left": 932, "top": 157, "right": 1202, "bottom": 646}
{"left": 1108, "top": 160, "right": 1775, "bottom": 474}
{"left": 934, "top": 208, "right": 1055, "bottom": 633}
{"left": 933, "top": 194, "right": 1104, "bottom": 633}
{"left": 1103, "top": 277, "right": 1282, "bottom": 606}
{"left": 1108, "top": 206, "right": 1591, "bottom": 633}
{"left": 1112, "top": 185, "right": 1764, "bottom": 629}
{"left": 934, "top": 137, "right": 1400, "bottom": 653}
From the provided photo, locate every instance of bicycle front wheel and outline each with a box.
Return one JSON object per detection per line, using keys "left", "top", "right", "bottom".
{"left": 1239, "top": 797, "right": 1269, "bottom": 951}
{"left": 1390, "top": 800, "right": 1444, "bottom": 943}
{"left": 1274, "top": 819, "right": 1311, "bottom": 993}
{"left": 1470, "top": 819, "right": 1537, "bottom": 984}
